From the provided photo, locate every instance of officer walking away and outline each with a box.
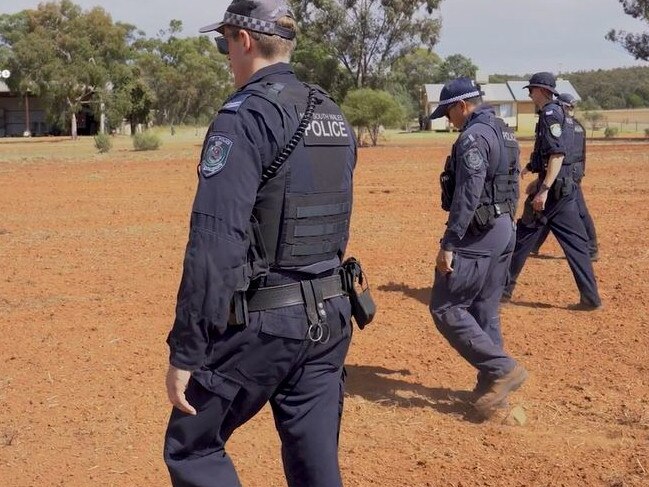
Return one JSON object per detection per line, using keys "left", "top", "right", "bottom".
{"left": 429, "top": 77, "right": 527, "bottom": 419}
{"left": 163, "top": 1, "right": 358, "bottom": 486}
{"left": 530, "top": 92, "right": 599, "bottom": 261}
{"left": 502, "top": 73, "right": 602, "bottom": 310}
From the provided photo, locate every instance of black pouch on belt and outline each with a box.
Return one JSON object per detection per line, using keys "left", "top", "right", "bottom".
{"left": 340, "top": 257, "right": 376, "bottom": 329}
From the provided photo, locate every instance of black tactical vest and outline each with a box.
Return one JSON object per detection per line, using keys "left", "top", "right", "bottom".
{"left": 474, "top": 113, "right": 520, "bottom": 208}
{"left": 572, "top": 118, "right": 586, "bottom": 181}
{"left": 244, "top": 81, "right": 354, "bottom": 277}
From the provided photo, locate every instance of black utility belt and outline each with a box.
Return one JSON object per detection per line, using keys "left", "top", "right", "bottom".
{"left": 229, "top": 258, "right": 376, "bottom": 334}
{"left": 246, "top": 274, "right": 346, "bottom": 312}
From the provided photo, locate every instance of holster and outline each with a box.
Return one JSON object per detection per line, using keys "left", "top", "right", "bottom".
{"left": 439, "top": 161, "right": 455, "bottom": 211}
{"left": 469, "top": 201, "right": 515, "bottom": 235}
{"left": 520, "top": 195, "right": 544, "bottom": 227}
{"left": 553, "top": 177, "right": 574, "bottom": 199}
{"left": 340, "top": 257, "right": 376, "bottom": 330}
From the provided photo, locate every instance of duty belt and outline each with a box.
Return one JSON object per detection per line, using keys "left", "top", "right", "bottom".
{"left": 246, "top": 274, "right": 346, "bottom": 312}
{"left": 493, "top": 201, "right": 516, "bottom": 217}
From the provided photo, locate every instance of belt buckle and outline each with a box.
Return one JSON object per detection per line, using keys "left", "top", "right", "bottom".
{"left": 494, "top": 204, "right": 502, "bottom": 217}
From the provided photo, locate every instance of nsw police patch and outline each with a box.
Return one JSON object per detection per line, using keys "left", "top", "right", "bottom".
{"left": 463, "top": 148, "right": 484, "bottom": 170}
{"left": 550, "top": 123, "right": 562, "bottom": 138}
{"left": 201, "top": 134, "right": 233, "bottom": 178}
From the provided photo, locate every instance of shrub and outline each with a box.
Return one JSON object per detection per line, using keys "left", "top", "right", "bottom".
{"left": 604, "top": 127, "right": 618, "bottom": 138}
{"left": 645, "top": 128, "right": 649, "bottom": 138}
{"left": 94, "top": 133, "right": 112, "bottom": 153}
{"left": 133, "top": 132, "right": 162, "bottom": 151}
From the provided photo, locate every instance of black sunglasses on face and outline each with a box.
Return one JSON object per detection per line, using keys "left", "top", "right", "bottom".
{"left": 215, "top": 36, "right": 229, "bottom": 55}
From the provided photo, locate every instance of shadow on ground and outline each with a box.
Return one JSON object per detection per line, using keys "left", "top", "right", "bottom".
{"left": 377, "top": 282, "right": 431, "bottom": 306}
{"left": 344, "top": 364, "right": 485, "bottom": 423}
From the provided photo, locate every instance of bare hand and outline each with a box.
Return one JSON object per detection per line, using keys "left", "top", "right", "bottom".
{"left": 532, "top": 190, "right": 548, "bottom": 212}
{"left": 436, "top": 249, "right": 454, "bottom": 274}
{"left": 166, "top": 365, "right": 197, "bottom": 415}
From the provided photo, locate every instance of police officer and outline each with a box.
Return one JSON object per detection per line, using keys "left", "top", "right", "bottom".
{"left": 429, "top": 78, "right": 527, "bottom": 418}
{"left": 163, "top": 1, "right": 357, "bottom": 486}
{"left": 503, "top": 73, "right": 602, "bottom": 310}
{"left": 530, "top": 92, "right": 599, "bottom": 261}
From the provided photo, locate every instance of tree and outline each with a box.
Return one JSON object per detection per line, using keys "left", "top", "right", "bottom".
{"left": 292, "top": 36, "right": 353, "bottom": 102}
{"left": 386, "top": 47, "right": 442, "bottom": 108}
{"left": 0, "top": 1, "right": 135, "bottom": 138}
{"left": 582, "top": 111, "right": 605, "bottom": 137}
{"left": 290, "top": 0, "right": 442, "bottom": 88}
{"left": 135, "top": 21, "right": 232, "bottom": 126}
{"left": 342, "top": 88, "right": 404, "bottom": 146}
{"left": 606, "top": 0, "right": 649, "bottom": 60}
{"left": 438, "top": 54, "right": 478, "bottom": 80}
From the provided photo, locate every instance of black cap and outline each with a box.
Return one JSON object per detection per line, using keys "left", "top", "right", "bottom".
{"left": 199, "top": 0, "right": 295, "bottom": 39}
{"left": 557, "top": 92, "right": 577, "bottom": 107}
{"left": 430, "top": 77, "right": 483, "bottom": 120}
{"left": 523, "top": 72, "right": 558, "bottom": 95}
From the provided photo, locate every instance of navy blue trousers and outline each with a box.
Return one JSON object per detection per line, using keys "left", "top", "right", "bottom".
{"left": 532, "top": 184, "right": 598, "bottom": 256}
{"left": 429, "top": 215, "right": 517, "bottom": 382}
{"left": 505, "top": 190, "right": 601, "bottom": 306}
{"left": 164, "top": 295, "right": 352, "bottom": 487}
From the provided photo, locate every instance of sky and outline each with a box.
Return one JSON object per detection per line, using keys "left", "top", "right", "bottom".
{"left": 3, "top": 0, "right": 649, "bottom": 75}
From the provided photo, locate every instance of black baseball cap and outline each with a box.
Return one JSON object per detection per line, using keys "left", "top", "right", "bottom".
{"left": 557, "top": 92, "right": 577, "bottom": 107}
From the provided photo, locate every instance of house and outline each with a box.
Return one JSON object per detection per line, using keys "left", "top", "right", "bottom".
{"left": 480, "top": 83, "right": 517, "bottom": 128}
{"left": 0, "top": 80, "right": 50, "bottom": 137}
{"left": 421, "top": 84, "right": 451, "bottom": 131}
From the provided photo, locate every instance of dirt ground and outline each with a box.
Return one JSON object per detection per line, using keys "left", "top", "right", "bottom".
{"left": 0, "top": 132, "right": 647, "bottom": 487}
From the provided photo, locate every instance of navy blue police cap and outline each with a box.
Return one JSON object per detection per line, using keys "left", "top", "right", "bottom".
{"left": 430, "top": 77, "right": 483, "bottom": 120}
{"left": 523, "top": 72, "right": 558, "bottom": 95}
{"left": 557, "top": 92, "right": 577, "bottom": 107}
{"left": 200, "top": 0, "right": 295, "bottom": 40}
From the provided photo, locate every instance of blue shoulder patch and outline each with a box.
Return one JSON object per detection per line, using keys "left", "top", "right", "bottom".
{"left": 220, "top": 93, "right": 252, "bottom": 113}
{"left": 201, "top": 134, "right": 234, "bottom": 178}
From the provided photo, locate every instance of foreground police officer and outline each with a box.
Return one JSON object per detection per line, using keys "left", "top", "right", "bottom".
{"left": 163, "top": 1, "right": 357, "bottom": 486}
{"left": 503, "top": 73, "right": 601, "bottom": 309}
{"left": 531, "top": 92, "right": 599, "bottom": 261}
{"left": 429, "top": 78, "right": 527, "bottom": 418}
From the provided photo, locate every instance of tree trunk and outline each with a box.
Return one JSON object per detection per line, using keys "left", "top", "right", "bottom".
{"left": 71, "top": 113, "right": 78, "bottom": 140}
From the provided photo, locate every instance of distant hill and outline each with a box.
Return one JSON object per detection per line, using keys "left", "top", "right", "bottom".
{"left": 489, "top": 66, "right": 649, "bottom": 110}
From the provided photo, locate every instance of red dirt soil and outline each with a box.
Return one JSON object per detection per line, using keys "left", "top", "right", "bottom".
{"left": 0, "top": 135, "right": 647, "bottom": 486}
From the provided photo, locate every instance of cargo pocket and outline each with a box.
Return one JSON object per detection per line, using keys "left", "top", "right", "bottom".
{"left": 165, "top": 370, "right": 243, "bottom": 458}
{"left": 234, "top": 308, "right": 306, "bottom": 386}
{"left": 445, "top": 249, "right": 491, "bottom": 301}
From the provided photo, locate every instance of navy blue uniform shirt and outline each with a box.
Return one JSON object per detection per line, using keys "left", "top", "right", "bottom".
{"left": 535, "top": 101, "right": 567, "bottom": 158}
{"left": 441, "top": 105, "right": 501, "bottom": 250}
{"left": 167, "top": 63, "right": 300, "bottom": 371}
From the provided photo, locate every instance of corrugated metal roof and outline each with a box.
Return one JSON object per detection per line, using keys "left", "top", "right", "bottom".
{"left": 481, "top": 83, "right": 514, "bottom": 102}
{"left": 555, "top": 79, "right": 582, "bottom": 102}
{"left": 506, "top": 81, "right": 529, "bottom": 101}
{"left": 0, "top": 80, "right": 10, "bottom": 93}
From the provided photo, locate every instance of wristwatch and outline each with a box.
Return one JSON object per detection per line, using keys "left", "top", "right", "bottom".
{"left": 539, "top": 182, "right": 551, "bottom": 192}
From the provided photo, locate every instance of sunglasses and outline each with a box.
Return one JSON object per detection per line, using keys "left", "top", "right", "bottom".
{"left": 215, "top": 36, "right": 229, "bottom": 55}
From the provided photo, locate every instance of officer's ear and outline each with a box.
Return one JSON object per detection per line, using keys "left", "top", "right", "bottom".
{"left": 240, "top": 29, "right": 254, "bottom": 52}
{"left": 457, "top": 99, "right": 468, "bottom": 115}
